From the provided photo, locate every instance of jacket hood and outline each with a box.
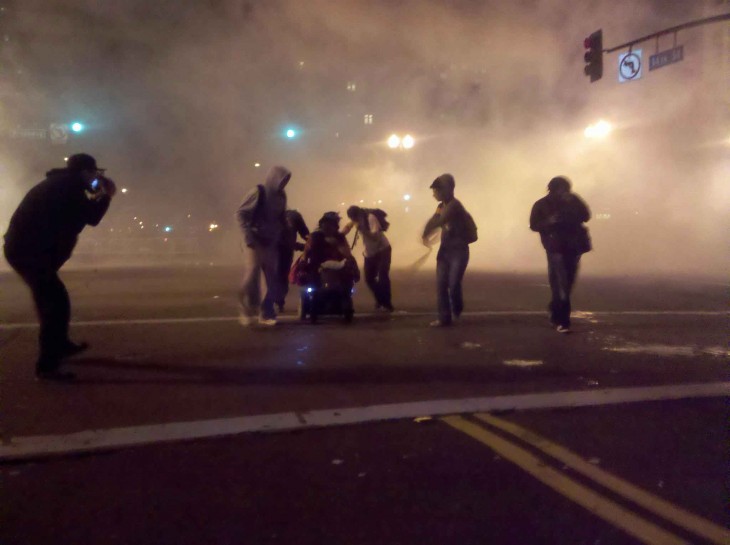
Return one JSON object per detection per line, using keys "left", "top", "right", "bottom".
{"left": 431, "top": 173, "right": 455, "bottom": 199}
{"left": 264, "top": 166, "right": 291, "bottom": 193}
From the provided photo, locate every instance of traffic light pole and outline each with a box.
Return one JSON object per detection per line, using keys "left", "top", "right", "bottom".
{"left": 603, "top": 13, "right": 730, "bottom": 53}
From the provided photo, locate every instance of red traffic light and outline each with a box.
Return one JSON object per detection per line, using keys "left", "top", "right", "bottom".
{"left": 583, "top": 29, "right": 603, "bottom": 82}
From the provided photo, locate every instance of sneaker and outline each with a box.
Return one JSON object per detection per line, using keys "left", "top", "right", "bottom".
{"left": 238, "top": 313, "right": 255, "bottom": 326}
{"left": 36, "top": 369, "right": 76, "bottom": 382}
{"left": 59, "top": 341, "right": 89, "bottom": 359}
{"left": 430, "top": 319, "right": 452, "bottom": 327}
{"left": 556, "top": 325, "right": 571, "bottom": 334}
{"left": 258, "top": 317, "right": 277, "bottom": 327}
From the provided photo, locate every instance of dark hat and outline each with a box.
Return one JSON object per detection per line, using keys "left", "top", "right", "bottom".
{"left": 319, "top": 211, "right": 341, "bottom": 227}
{"left": 430, "top": 173, "right": 455, "bottom": 190}
{"left": 66, "top": 153, "right": 103, "bottom": 172}
{"left": 547, "top": 176, "right": 571, "bottom": 192}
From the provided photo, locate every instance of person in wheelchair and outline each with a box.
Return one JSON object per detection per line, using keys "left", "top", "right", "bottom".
{"left": 290, "top": 212, "right": 359, "bottom": 321}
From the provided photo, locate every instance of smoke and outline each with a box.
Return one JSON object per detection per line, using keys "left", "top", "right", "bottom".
{"left": 1, "top": 0, "right": 727, "bottom": 276}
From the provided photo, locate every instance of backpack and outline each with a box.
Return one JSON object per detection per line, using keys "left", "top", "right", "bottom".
{"left": 367, "top": 208, "right": 390, "bottom": 232}
{"left": 462, "top": 208, "right": 478, "bottom": 244}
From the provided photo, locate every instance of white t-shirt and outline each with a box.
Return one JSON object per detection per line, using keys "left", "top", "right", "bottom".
{"left": 362, "top": 213, "right": 390, "bottom": 258}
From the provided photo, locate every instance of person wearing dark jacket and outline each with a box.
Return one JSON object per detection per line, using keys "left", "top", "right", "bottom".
{"left": 276, "top": 209, "right": 309, "bottom": 312}
{"left": 3, "top": 153, "right": 116, "bottom": 380}
{"left": 422, "top": 173, "right": 473, "bottom": 327}
{"left": 530, "top": 176, "right": 591, "bottom": 333}
{"left": 236, "top": 165, "right": 291, "bottom": 326}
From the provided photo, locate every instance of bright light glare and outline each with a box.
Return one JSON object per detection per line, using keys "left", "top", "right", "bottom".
{"left": 584, "top": 120, "right": 612, "bottom": 139}
{"left": 71, "top": 122, "right": 84, "bottom": 133}
{"left": 209, "top": 223, "right": 219, "bottom": 231}
{"left": 387, "top": 134, "right": 401, "bottom": 148}
{"left": 403, "top": 194, "right": 411, "bottom": 201}
{"left": 164, "top": 226, "right": 173, "bottom": 233}
{"left": 286, "top": 129, "right": 296, "bottom": 138}
{"left": 402, "top": 134, "right": 415, "bottom": 149}
{"left": 121, "top": 188, "right": 128, "bottom": 194}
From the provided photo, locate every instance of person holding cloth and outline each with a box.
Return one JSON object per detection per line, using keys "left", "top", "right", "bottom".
{"left": 341, "top": 205, "right": 393, "bottom": 312}
{"left": 422, "top": 173, "right": 477, "bottom": 327}
{"left": 4, "top": 153, "right": 117, "bottom": 380}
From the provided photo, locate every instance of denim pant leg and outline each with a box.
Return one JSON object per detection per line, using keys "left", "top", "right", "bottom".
{"left": 436, "top": 253, "right": 452, "bottom": 323}
{"left": 377, "top": 246, "right": 393, "bottom": 308}
{"left": 547, "top": 252, "right": 571, "bottom": 326}
{"left": 448, "top": 246, "right": 469, "bottom": 318}
{"left": 259, "top": 245, "right": 280, "bottom": 319}
{"left": 277, "top": 247, "right": 294, "bottom": 307}
{"left": 364, "top": 254, "right": 380, "bottom": 306}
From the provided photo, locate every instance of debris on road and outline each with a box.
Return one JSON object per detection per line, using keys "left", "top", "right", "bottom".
{"left": 503, "top": 359, "right": 543, "bottom": 367}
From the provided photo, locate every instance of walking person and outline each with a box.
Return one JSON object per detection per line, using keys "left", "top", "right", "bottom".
{"left": 3, "top": 153, "right": 117, "bottom": 380}
{"left": 276, "top": 209, "right": 309, "bottom": 312}
{"left": 422, "top": 174, "right": 478, "bottom": 327}
{"left": 341, "top": 205, "right": 393, "bottom": 312}
{"left": 236, "top": 165, "right": 291, "bottom": 326}
{"left": 529, "top": 176, "right": 592, "bottom": 334}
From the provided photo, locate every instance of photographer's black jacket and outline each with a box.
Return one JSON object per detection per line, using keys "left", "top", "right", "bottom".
{"left": 4, "top": 168, "right": 111, "bottom": 269}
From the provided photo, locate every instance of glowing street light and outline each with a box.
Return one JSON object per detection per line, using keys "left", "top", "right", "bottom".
{"left": 121, "top": 188, "right": 128, "bottom": 194}
{"left": 70, "top": 122, "right": 84, "bottom": 133}
{"left": 387, "top": 133, "right": 415, "bottom": 150}
{"left": 584, "top": 120, "right": 612, "bottom": 139}
{"left": 387, "top": 134, "right": 401, "bottom": 149}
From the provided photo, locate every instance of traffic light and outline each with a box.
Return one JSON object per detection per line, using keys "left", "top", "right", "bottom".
{"left": 583, "top": 30, "right": 603, "bottom": 82}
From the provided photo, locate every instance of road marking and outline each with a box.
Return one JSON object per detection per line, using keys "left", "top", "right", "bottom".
{"left": 0, "top": 310, "right": 726, "bottom": 330}
{"left": 1, "top": 382, "right": 727, "bottom": 461}
{"left": 475, "top": 413, "right": 730, "bottom": 545}
{"left": 441, "top": 416, "right": 689, "bottom": 545}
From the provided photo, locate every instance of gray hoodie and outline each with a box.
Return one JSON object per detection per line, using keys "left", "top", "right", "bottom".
{"left": 236, "top": 166, "right": 291, "bottom": 247}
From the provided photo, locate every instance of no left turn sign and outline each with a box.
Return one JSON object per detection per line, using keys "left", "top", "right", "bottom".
{"left": 49, "top": 123, "right": 68, "bottom": 144}
{"left": 618, "top": 49, "right": 642, "bottom": 82}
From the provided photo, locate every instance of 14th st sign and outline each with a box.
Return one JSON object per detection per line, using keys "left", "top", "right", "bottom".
{"left": 649, "top": 45, "right": 684, "bottom": 71}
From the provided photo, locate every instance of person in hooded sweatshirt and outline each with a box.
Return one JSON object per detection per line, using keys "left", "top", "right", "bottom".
{"left": 3, "top": 153, "right": 117, "bottom": 380}
{"left": 236, "top": 165, "right": 291, "bottom": 326}
{"left": 530, "top": 176, "right": 591, "bottom": 334}
{"left": 422, "top": 173, "right": 476, "bottom": 327}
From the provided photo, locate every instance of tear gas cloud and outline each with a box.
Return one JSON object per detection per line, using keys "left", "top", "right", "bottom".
{"left": 1, "top": 0, "right": 727, "bottom": 277}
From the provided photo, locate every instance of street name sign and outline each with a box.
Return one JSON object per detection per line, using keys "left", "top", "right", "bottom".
{"left": 649, "top": 45, "right": 684, "bottom": 71}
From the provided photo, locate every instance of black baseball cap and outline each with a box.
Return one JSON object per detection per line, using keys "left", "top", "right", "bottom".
{"left": 66, "top": 153, "right": 104, "bottom": 172}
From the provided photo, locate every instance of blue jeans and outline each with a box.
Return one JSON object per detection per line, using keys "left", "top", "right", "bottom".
{"left": 546, "top": 251, "right": 581, "bottom": 327}
{"left": 436, "top": 245, "right": 469, "bottom": 324}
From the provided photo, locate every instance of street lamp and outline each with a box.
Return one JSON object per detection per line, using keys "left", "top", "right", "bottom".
{"left": 584, "top": 120, "right": 612, "bottom": 139}
{"left": 387, "top": 133, "right": 415, "bottom": 149}
{"left": 387, "top": 134, "right": 401, "bottom": 149}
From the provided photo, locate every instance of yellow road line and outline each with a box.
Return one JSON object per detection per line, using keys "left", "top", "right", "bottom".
{"left": 475, "top": 413, "right": 730, "bottom": 545}
{"left": 441, "top": 415, "right": 689, "bottom": 545}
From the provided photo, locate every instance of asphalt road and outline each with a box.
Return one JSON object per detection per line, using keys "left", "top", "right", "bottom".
{"left": 1, "top": 267, "right": 727, "bottom": 544}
